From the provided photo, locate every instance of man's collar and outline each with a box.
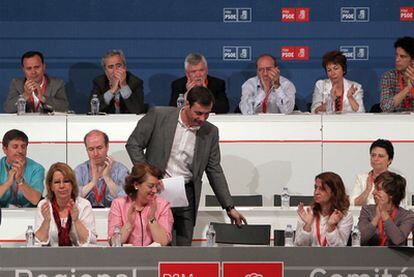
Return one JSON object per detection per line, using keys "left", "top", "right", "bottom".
{"left": 178, "top": 109, "right": 200, "bottom": 131}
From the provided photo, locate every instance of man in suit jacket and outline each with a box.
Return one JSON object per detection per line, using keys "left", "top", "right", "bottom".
{"left": 4, "top": 51, "right": 69, "bottom": 113}
{"left": 170, "top": 53, "right": 229, "bottom": 114}
{"left": 90, "top": 49, "right": 145, "bottom": 114}
{"left": 126, "top": 86, "right": 246, "bottom": 246}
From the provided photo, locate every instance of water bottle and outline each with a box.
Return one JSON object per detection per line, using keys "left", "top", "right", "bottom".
{"left": 90, "top": 94, "right": 100, "bottom": 115}
{"left": 206, "top": 224, "right": 216, "bottom": 247}
{"left": 281, "top": 187, "right": 290, "bottom": 209}
{"left": 246, "top": 96, "right": 256, "bottom": 115}
{"left": 17, "top": 94, "right": 26, "bottom": 115}
{"left": 176, "top": 93, "right": 185, "bottom": 108}
{"left": 351, "top": 225, "right": 361, "bottom": 247}
{"left": 325, "top": 93, "right": 334, "bottom": 114}
{"left": 111, "top": 225, "right": 122, "bottom": 247}
{"left": 284, "top": 224, "right": 294, "bottom": 247}
{"left": 26, "top": 225, "right": 35, "bottom": 247}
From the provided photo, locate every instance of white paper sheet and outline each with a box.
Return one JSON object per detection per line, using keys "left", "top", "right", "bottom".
{"left": 159, "top": 176, "right": 189, "bottom": 208}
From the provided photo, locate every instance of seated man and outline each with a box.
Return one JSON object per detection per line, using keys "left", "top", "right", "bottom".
{"left": 0, "top": 129, "right": 45, "bottom": 207}
{"left": 380, "top": 36, "right": 414, "bottom": 112}
{"left": 4, "top": 51, "right": 69, "bottom": 113}
{"left": 75, "top": 130, "right": 129, "bottom": 207}
{"left": 170, "top": 53, "right": 229, "bottom": 114}
{"left": 239, "top": 54, "right": 296, "bottom": 114}
{"left": 90, "top": 49, "right": 145, "bottom": 114}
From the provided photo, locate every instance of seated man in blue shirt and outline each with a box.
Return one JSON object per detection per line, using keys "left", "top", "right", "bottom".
{"left": 0, "top": 129, "right": 45, "bottom": 207}
{"left": 75, "top": 129, "right": 129, "bottom": 207}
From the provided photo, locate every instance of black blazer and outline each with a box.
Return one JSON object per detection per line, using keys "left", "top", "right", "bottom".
{"left": 90, "top": 71, "right": 145, "bottom": 114}
{"left": 170, "top": 75, "right": 229, "bottom": 114}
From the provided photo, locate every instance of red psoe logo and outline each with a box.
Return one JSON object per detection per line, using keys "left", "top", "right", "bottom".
{"left": 281, "top": 46, "right": 296, "bottom": 60}
{"left": 400, "top": 7, "right": 414, "bottom": 21}
{"left": 281, "top": 8, "right": 296, "bottom": 22}
{"left": 281, "top": 7, "right": 309, "bottom": 22}
{"left": 222, "top": 262, "right": 283, "bottom": 277}
{"left": 159, "top": 262, "right": 219, "bottom": 277}
{"left": 281, "top": 46, "right": 309, "bottom": 61}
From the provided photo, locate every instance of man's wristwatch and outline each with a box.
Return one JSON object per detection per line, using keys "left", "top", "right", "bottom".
{"left": 225, "top": 205, "right": 235, "bottom": 212}
{"left": 149, "top": 217, "right": 157, "bottom": 224}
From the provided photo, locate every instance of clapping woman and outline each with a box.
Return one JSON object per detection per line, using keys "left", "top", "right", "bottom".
{"left": 35, "top": 163, "right": 97, "bottom": 246}
{"left": 295, "top": 172, "right": 353, "bottom": 246}
{"left": 358, "top": 172, "right": 414, "bottom": 246}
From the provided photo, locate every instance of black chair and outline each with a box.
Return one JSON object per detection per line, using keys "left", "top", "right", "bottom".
{"left": 273, "top": 229, "right": 296, "bottom": 246}
{"left": 206, "top": 195, "right": 263, "bottom": 207}
{"left": 212, "top": 222, "right": 271, "bottom": 245}
{"left": 369, "top": 103, "right": 382, "bottom": 113}
{"left": 274, "top": 195, "right": 313, "bottom": 206}
{"left": 412, "top": 195, "right": 414, "bottom": 206}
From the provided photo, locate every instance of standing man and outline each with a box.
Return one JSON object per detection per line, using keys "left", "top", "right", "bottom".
{"left": 127, "top": 86, "right": 246, "bottom": 246}
{"left": 0, "top": 129, "right": 44, "bottom": 207}
{"left": 170, "top": 53, "right": 229, "bottom": 114}
{"left": 4, "top": 51, "right": 69, "bottom": 113}
{"left": 239, "top": 54, "right": 296, "bottom": 114}
{"left": 90, "top": 49, "right": 145, "bottom": 114}
{"left": 380, "top": 36, "right": 414, "bottom": 112}
{"left": 75, "top": 130, "right": 129, "bottom": 207}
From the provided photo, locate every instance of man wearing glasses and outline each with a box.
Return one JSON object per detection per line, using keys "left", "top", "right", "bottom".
{"left": 239, "top": 54, "right": 296, "bottom": 114}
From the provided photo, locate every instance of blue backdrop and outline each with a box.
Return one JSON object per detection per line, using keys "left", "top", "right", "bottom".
{"left": 0, "top": 0, "right": 413, "bottom": 113}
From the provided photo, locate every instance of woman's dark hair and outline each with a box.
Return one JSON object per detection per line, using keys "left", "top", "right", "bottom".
{"left": 369, "top": 139, "right": 394, "bottom": 160}
{"left": 374, "top": 171, "right": 406, "bottom": 207}
{"left": 312, "top": 172, "right": 350, "bottom": 215}
{"left": 394, "top": 36, "right": 414, "bottom": 59}
{"left": 124, "top": 163, "right": 163, "bottom": 200}
{"left": 322, "top": 50, "right": 347, "bottom": 76}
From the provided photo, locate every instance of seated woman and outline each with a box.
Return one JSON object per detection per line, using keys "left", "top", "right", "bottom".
{"left": 35, "top": 162, "right": 97, "bottom": 246}
{"left": 351, "top": 139, "right": 393, "bottom": 206}
{"left": 108, "top": 163, "right": 173, "bottom": 246}
{"left": 358, "top": 172, "right": 414, "bottom": 246}
{"left": 295, "top": 172, "right": 353, "bottom": 246}
{"left": 311, "top": 50, "right": 365, "bottom": 113}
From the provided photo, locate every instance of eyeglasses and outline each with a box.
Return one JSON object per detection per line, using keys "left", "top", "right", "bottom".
{"left": 257, "top": 66, "right": 275, "bottom": 73}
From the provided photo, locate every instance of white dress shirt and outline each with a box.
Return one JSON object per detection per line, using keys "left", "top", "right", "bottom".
{"left": 239, "top": 76, "right": 296, "bottom": 114}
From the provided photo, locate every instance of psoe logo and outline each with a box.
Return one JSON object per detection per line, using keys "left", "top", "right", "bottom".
{"left": 339, "top": 46, "right": 369, "bottom": 60}
{"left": 400, "top": 7, "right": 414, "bottom": 21}
{"left": 281, "top": 7, "right": 309, "bottom": 22}
{"left": 223, "top": 46, "right": 251, "bottom": 61}
{"left": 341, "top": 7, "right": 369, "bottom": 22}
{"left": 281, "top": 46, "right": 309, "bottom": 61}
{"left": 223, "top": 8, "right": 252, "bottom": 22}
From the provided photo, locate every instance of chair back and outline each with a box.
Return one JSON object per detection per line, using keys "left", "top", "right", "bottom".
{"left": 206, "top": 195, "right": 263, "bottom": 207}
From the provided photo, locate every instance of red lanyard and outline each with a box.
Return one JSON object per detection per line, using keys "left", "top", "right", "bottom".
{"left": 29, "top": 76, "right": 47, "bottom": 112}
{"left": 89, "top": 164, "right": 106, "bottom": 205}
{"left": 262, "top": 92, "right": 271, "bottom": 113}
{"left": 398, "top": 72, "right": 414, "bottom": 109}
{"left": 378, "top": 207, "right": 397, "bottom": 246}
{"left": 315, "top": 215, "right": 328, "bottom": 247}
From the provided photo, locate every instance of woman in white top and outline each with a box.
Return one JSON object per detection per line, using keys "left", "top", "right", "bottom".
{"left": 295, "top": 172, "right": 353, "bottom": 247}
{"left": 311, "top": 50, "right": 365, "bottom": 113}
{"left": 35, "top": 162, "right": 97, "bottom": 246}
{"left": 351, "top": 139, "right": 393, "bottom": 206}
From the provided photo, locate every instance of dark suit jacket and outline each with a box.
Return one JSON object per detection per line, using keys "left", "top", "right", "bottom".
{"left": 126, "top": 107, "right": 234, "bottom": 222}
{"left": 170, "top": 75, "right": 229, "bottom": 114}
{"left": 90, "top": 71, "right": 145, "bottom": 114}
{"left": 4, "top": 76, "right": 69, "bottom": 113}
